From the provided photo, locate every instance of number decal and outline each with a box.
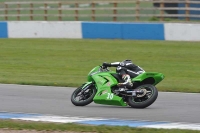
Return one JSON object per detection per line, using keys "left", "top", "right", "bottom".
{"left": 107, "top": 93, "right": 114, "bottom": 100}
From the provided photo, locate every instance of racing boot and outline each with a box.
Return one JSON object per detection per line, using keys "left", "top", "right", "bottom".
{"left": 117, "top": 74, "right": 133, "bottom": 91}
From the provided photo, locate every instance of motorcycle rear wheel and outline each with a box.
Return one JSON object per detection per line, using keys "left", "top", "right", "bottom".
{"left": 71, "top": 84, "right": 97, "bottom": 106}
{"left": 128, "top": 84, "right": 158, "bottom": 108}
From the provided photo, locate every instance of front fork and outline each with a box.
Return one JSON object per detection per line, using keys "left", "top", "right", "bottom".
{"left": 80, "top": 81, "right": 94, "bottom": 93}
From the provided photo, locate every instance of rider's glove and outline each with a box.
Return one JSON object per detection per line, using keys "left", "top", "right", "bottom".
{"left": 102, "top": 62, "right": 111, "bottom": 68}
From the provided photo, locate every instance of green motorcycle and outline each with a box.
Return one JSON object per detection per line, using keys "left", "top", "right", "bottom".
{"left": 71, "top": 65, "right": 164, "bottom": 108}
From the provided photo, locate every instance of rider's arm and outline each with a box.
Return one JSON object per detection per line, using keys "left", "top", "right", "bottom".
{"left": 102, "top": 62, "right": 120, "bottom": 67}
{"left": 110, "top": 62, "right": 120, "bottom": 67}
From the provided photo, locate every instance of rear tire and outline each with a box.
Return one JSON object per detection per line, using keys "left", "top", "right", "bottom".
{"left": 71, "top": 84, "right": 97, "bottom": 106}
{"left": 128, "top": 84, "right": 158, "bottom": 108}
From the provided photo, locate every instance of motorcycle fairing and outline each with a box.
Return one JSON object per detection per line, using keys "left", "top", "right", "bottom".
{"left": 91, "top": 72, "right": 127, "bottom": 106}
{"left": 132, "top": 72, "right": 165, "bottom": 85}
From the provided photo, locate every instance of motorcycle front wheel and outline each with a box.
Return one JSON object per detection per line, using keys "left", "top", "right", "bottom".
{"left": 71, "top": 84, "right": 97, "bottom": 106}
{"left": 128, "top": 84, "right": 158, "bottom": 108}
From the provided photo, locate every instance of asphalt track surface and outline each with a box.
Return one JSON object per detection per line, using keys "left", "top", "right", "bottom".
{"left": 0, "top": 84, "right": 200, "bottom": 123}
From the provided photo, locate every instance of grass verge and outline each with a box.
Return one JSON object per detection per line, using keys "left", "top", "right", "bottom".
{"left": 0, "top": 39, "right": 200, "bottom": 93}
{"left": 0, "top": 119, "right": 200, "bottom": 133}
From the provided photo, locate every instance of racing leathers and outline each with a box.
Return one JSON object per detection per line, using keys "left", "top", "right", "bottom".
{"left": 102, "top": 60, "right": 145, "bottom": 90}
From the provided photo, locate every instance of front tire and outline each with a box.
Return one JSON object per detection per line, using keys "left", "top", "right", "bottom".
{"left": 71, "top": 84, "right": 97, "bottom": 106}
{"left": 128, "top": 84, "right": 158, "bottom": 108}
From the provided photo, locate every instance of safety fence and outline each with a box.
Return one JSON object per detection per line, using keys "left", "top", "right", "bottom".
{"left": 1, "top": 21, "right": 200, "bottom": 41}
{"left": 0, "top": 0, "right": 200, "bottom": 22}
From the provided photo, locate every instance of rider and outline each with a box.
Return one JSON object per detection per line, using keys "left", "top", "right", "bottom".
{"left": 102, "top": 60, "right": 145, "bottom": 90}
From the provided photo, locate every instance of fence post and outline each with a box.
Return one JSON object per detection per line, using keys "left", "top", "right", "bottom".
{"left": 4, "top": 4, "right": 8, "bottom": 20}
{"left": 185, "top": 0, "right": 190, "bottom": 21}
{"left": 160, "top": 0, "right": 164, "bottom": 21}
{"left": 136, "top": 0, "right": 140, "bottom": 21}
{"left": 58, "top": 3, "right": 62, "bottom": 21}
{"left": 30, "top": 3, "right": 33, "bottom": 20}
{"left": 91, "top": 2, "right": 95, "bottom": 21}
{"left": 75, "top": 3, "right": 79, "bottom": 21}
{"left": 17, "top": 3, "right": 20, "bottom": 21}
{"left": 113, "top": 2, "right": 117, "bottom": 21}
{"left": 44, "top": 3, "right": 48, "bottom": 21}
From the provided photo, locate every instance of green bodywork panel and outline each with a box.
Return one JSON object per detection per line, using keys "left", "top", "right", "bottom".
{"left": 85, "top": 66, "right": 164, "bottom": 106}
{"left": 87, "top": 66, "right": 101, "bottom": 81}
{"left": 132, "top": 72, "right": 165, "bottom": 85}
{"left": 92, "top": 72, "right": 127, "bottom": 106}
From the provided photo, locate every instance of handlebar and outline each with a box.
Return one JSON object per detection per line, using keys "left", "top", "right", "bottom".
{"left": 100, "top": 66, "right": 110, "bottom": 72}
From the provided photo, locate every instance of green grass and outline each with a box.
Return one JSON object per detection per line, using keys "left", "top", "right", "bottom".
{"left": 0, "top": 39, "right": 200, "bottom": 93}
{"left": 0, "top": 119, "right": 200, "bottom": 133}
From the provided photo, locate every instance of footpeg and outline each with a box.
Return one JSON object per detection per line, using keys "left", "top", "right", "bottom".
{"left": 119, "top": 88, "right": 126, "bottom": 92}
{"left": 132, "top": 91, "right": 136, "bottom": 96}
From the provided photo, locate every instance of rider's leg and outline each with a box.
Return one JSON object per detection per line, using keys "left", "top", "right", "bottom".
{"left": 116, "top": 66, "right": 133, "bottom": 90}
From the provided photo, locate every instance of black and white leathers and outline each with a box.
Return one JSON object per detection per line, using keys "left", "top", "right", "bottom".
{"left": 102, "top": 60, "right": 145, "bottom": 89}
{"left": 110, "top": 60, "right": 145, "bottom": 78}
